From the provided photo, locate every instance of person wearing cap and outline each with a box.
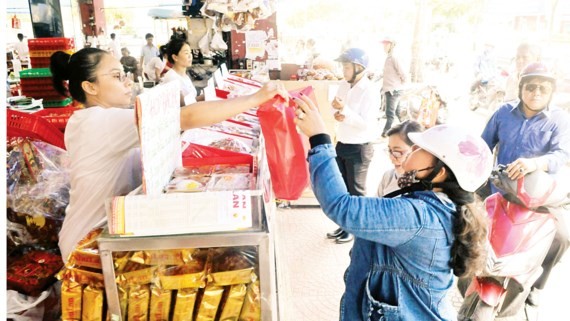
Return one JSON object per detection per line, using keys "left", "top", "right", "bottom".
{"left": 326, "top": 48, "right": 381, "bottom": 244}
{"left": 504, "top": 43, "right": 542, "bottom": 102}
{"left": 481, "top": 62, "right": 570, "bottom": 317}
{"left": 293, "top": 93, "right": 493, "bottom": 320}
{"left": 380, "top": 37, "right": 407, "bottom": 137}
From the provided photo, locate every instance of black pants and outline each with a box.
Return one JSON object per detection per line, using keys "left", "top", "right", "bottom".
{"left": 533, "top": 211, "right": 569, "bottom": 289}
{"left": 382, "top": 91, "right": 401, "bottom": 135}
{"left": 335, "top": 142, "right": 374, "bottom": 196}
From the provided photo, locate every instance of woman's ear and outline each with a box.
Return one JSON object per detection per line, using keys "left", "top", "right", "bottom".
{"left": 434, "top": 166, "right": 448, "bottom": 182}
{"left": 81, "top": 80, "right": 98, "bottom": 96}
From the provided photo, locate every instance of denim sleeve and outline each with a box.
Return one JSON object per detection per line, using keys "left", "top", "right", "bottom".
{"left": 308, "top": 144, "right": 424, "bottom": 247}
{"left": 540, "top": 111, "right": 570, "bottom": 173}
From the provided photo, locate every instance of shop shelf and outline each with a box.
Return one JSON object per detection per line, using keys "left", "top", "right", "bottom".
{"left": 34, "top": 107, "right": 77, "bottom": 131}
{"left": 19, "top": 68, "right": 52, "bottom": 79}
{"left": 28, "top": 37, "right": 75, "bottom": 51}
{"left": 7, "top": 109, "right": 65, "bottom": 150}
{"left": 29, "top": 49, "right": 74, "bottom": 58}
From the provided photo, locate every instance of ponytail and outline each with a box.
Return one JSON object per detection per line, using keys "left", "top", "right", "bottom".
{"left": 442, "top": 167, "right": 488, "bottom": 278}
{"left": 50, "top": 47, "right": 109, "bottom": 104}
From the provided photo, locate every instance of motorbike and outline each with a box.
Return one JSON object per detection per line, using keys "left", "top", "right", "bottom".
{"left": 457, "top": 166, "right": 569, "bottom": 321}
{"left": 469, "top": 74, "right": 507, "bottom": 112}
{"left": 398, "top": 84, "right": 447, "bottom": 128}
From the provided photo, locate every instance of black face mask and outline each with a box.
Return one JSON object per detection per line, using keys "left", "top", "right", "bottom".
{"left": 397, "top": 166, "right": 434, "bottom": 189}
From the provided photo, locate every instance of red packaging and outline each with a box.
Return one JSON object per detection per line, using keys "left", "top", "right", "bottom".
{"left": 7, "top": 251, "right": 64, "bottom": 296}
{"left": 258, "top": 86, "right": 312, "bottom": 200}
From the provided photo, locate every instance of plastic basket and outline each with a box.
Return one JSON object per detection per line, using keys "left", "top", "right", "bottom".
{"left": 20, "top": 77, "right": 53, "bottom": 86}
{"left": 29, "top": 49, "right": 74, "bottom": 58}
{"left": 34, "top": 107, "right": 77, "bottom": 131}
{"left": 28, "top": 37, "right": 75, "bottom": 51}
{"left": 30, "top": 57, "right": 51, "bottom": 68}
{"left": 20, "top": 68, "right": 52, "bottom": 79}
{"left": 7, "top": 109, "right": 65, "bottom": 150}
{"left": 43, "top": 98, "right": 74, "bottom": 108}
{"left": 20, "top": 91, "right": 67, "bottom": 101}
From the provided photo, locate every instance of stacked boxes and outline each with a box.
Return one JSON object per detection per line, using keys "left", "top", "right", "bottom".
{"left": 28, "top": 37, "right": 75, "bottom": 68}
{"left": 19, "top": 68, "right": 73, "bottom": 108}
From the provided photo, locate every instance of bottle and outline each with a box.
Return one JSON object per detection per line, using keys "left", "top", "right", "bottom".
{"left": 297, "top": 64, "right": 305, "bottom": 81}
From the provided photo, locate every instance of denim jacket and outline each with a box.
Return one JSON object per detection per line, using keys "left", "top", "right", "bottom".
{"left": 308, "top": 143, "right": 458, "bottom": 321}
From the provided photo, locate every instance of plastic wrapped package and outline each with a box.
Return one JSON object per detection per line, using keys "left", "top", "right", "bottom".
{"left": 128, "top": 284, "right": 151, "bottom": 321}
{"left": 238, "top": 280, "right": 261, "bottom": 321}
{"left": 149, "top": 285, "right": 172, "bottom": 321}
{"left": 165, "top": 173, "right": 255, "bottom": 193}
{"left": 219, "top": 283, "right": 248, "bottom": 320}
{"left": 207, "top": 247, "right": 257, "bottom": 286}
{"left": 61, "top": 279, "right": 82, "bottom": 321}
{"left": 196, "top": 285, "right": 225, "bottom": 321}
{"left": 7, "top": 250, "right": 64, "bottom": 296}
{"left": 180, "top": 142, "right": 253, "bottom": 174}
{"left": 172, "top": 288, "right": 198, "bottom": 321}
{"left": 82, "top": 286, "right": 104, "bottom": 321}
{"left": 6, "top": 138, "right": 70, "bottom": 250}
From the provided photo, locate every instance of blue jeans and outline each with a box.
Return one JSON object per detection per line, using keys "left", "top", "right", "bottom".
{"left": 382, "top": 91, "right": 401, "bottom": 135}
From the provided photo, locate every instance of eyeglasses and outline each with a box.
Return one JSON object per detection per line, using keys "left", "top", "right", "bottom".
{"left": 100, "top": 72, "right": 130, "bottom": 83}
{"left": 385, "top": 148, "right": 410, "bottom": 159}
{"left": 524, "top": 83, "right": 552, "bottom": 94}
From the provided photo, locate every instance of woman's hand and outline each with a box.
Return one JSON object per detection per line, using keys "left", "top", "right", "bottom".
{"left": 254, "top": 81, "right": 289, "bottom": 104}
{"left": 293, "top": 94, "right": 327, "bottom": 138}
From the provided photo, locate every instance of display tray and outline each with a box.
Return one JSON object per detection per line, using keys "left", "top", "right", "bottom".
{"left": 97, "top": 230, "right": 277, "bottom": 321}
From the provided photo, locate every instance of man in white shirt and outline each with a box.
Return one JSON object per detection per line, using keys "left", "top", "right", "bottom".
{"left": 326, "top": 48, "right": 381, "bottom": 243}
{"left": 14, "top": 33, "right": 29, "bottom": 62}
{"left": 145, "top": 45, "right": 168, "bottom": 83}
{"left": 108, "top": 33, "right": 121, "bottom": 59}
{"left": 140, "top": 33, "right": 160, "bottom": 76}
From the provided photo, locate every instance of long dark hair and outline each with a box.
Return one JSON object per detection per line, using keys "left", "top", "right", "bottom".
{"left": 441, "top": 166, "right": 488, "bottom": 278}
{"left": 165, "top": 36, "right": 190, "bottom": 65}
{"left": 50, "top": 48, "right": 109, "bottom": 104}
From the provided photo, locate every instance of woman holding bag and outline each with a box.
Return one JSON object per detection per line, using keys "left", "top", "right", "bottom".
{"left": 293, "top": 93, "right": 492, "bottom": 320}
{"left": 50, "top": 47, "right": 287, "bottom": 262}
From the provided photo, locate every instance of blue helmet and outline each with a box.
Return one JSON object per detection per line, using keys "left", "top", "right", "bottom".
{"left": 335, "top": 48, "right": 369, "bottom": 68}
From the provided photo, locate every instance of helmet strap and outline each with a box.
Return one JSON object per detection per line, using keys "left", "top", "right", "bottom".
{"left": 348, "top": 63, "right": 364, "bottom": 84}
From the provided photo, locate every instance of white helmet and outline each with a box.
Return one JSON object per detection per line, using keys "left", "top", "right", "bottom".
{"left": 408, "top": 125, "right": 493, "bottom": 192}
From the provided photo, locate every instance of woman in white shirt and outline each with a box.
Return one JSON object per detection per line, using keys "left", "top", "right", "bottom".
{"left": 161, "top": 37, "right": 200, "bottom": 106}
{"left": 50, "top": 48, "right": 287, "bottom": 262}
{"left": 145, "top": 45, "right": 168, "bottom": 83}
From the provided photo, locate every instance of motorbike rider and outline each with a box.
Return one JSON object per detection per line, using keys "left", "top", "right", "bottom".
{"left": 480, "top": 62, "right": 570, "bottom": 317}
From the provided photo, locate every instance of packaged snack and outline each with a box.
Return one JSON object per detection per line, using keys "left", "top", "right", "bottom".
{"left": 130, "top": 249, "right": 196, "bottom": 266}
{"left": 207, "top": 248, "right": 256, "bottom": 286}
{"left": 149, "top": 285, "right": 172, "bottom": 321}
{"left": 128, "top": 284, "right": 151, "bottom": 321}
{"left": 82, "top": 286, "right": 104, "bottom": 321}
{"left": 172, "top": 288, "right": 198, "bottom": 321}
{"left": 195, "top": 285, "right": 225, "bottom": 321}
{"left": 158, "top": 261, "right": 207, "bottom": 290}
{"left": 7, "top": 250, "right": 64, "bottom": 296}
{"left": 238, "top": 280, "right": 261, "bottom": 321}
{"left": 165, "top": 176, "right": 210, "bottom": 193}
{"left": 68, "top": 247, "right": 102, "bottom": 270}
{"left": 219, "top": 283, "right": 248, "bottom": 321}
{"left": 209, "top": 174, "right": 255, "bottom": 191}
{"left": 116, "top": 266, "right": 158, "bottom": 288}
{"left": 61, "top": 279, "right": 82, "bottom": 321}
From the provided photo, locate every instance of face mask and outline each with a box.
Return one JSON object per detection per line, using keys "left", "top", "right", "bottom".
{"left": 397, "top": 167, "right": 434, "bottom": 188}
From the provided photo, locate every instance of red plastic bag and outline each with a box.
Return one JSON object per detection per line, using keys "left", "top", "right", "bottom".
{"left": 258, "top": 86, "right": 314, "bottom": 200}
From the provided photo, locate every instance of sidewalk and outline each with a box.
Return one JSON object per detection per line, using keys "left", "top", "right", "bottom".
{"left": 274, "top": 205, "right": 569, "bottom": 321}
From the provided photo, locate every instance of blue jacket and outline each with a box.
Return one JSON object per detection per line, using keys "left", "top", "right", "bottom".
{"left": 308, "top": 143, "right": 458, "bottom": 321}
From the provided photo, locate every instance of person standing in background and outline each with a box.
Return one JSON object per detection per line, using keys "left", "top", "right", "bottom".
{"left": 120, "top": 47, "right": 140, "bottom": 80}
{"left": 504, "top": 43, "right": 541, "bottom": 101}
{"left": 108, "top": 33, "right": 121, "bottom": 59}
{"left": 145, "top": 45, "right": 168, "bottom": 83}
{"left": 14, "top": 33, "right": 29, "bottom": 63}
{"left": 326, "top": 48, "right": 380, "bottom": 244}
{"left": 140, "top": 33, "right": 159, "bottom": 78}
{"left": 380, "top": 37, "right": 407, "bottom": 138}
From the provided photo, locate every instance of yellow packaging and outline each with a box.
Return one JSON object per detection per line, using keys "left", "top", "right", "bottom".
{"left": 82, "top": 286, "right": 104, "bottom": 321}
{"left": 149, "top": 285, "right": 172, "bottom": 321}
{"left": 219, "top": 284, "right": 247, "bottom": 321}
{"left": 158, "top": 263, "right": 206, "bottom": 290}
{"left": 67, "top": 267, "right": 105, "bottom": 288}
{"left": 128, "top": 284, "right": 150, "bottom": 321}
{"left": 207, "top": 268, "right": 254, "bottom": 286}
{"left": 61, "top": 279, "right": 83, "bottom": 321}
{"left": 118, "top": 286, "right": 128, "bottom": 321}
{"left": 131, "top": 249, "right": 196, "bottom": 265}
{"left": 75, "top": 228, "right": 104, "bottom": 250}
{"left": 69, "top": 248, "right": 102, "bottom": 270}
{"left": 117, "top": 266, "right": 158, "bottom": 287}
{"left": 238, "top": 281, "right": 261, "bottom": 321}
{"left": 172, "top": 288, "right": 198, "bottom": 321}
{"left": 113, "top": 251, "right": 133, "bottom": 273}
{"left": 195, "top": 285, "right": 225, "bottom": 321}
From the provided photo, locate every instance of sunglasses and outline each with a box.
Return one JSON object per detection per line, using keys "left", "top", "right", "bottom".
{"left": 524, "top": 83, "right": 552, "bottom": 94}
